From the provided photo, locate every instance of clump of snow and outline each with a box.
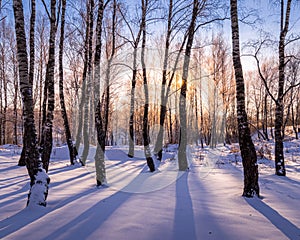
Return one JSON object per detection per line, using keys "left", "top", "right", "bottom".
{"left": 27, "top": 168, "right": 50, "bottom": 208}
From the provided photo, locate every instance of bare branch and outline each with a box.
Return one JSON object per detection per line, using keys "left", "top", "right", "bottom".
{"left": 41, "top": 0, "right": 51, "bottom": 20}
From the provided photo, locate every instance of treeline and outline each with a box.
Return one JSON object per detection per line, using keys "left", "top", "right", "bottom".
{"left": 0, "top": 0, "right": 299, "bottom": 206}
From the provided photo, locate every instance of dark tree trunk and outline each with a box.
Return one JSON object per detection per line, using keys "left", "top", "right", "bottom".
{"left": 94, "top": 0, "right": 116, "bottom": 185}
{"left": 13, "top": 0, "right": 49, "bottom": 207}
{"left": 127, "top": 14, "right": 144, "bottom": 159}
{"left": 274, "top": 0, "right": 292, "bottom": 176}
{"left": 262, "top": 92, "right": 269, "bottom": 140}
{"left": 18, "top": 0, "right": 36, "bottom": 166}
{"left": 154, "top": 0, "right": 172, "bottom": 160}
{"left": 59, "top": 0, "right": 78, "bottom": 165}
{"left": 141, "top": 0, "right": 155, "bottom": 172}
{"left": 230, "top": 0, "right": 259, "bottom": 197}
{"left": 40, "top": 0, "right": 57, "bottom": 172}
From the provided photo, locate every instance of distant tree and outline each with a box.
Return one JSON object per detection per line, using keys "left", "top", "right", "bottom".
{"left": 13, "top": 0, "right": 49, "bottom": 207}
{"left": 0, "top": 19, "right": 8, "bottom": 146}
{"left": 230, "top": 0, "right": 259, "bottom": 197}
{"left": 154, "top": 0, "right": 190, "bottom": 160}
{"left": 118, "top": 0, "right": 145, "bottom": 158}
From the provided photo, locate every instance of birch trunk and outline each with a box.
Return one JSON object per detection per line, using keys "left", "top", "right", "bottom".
{"left": 94, "top": 0, "right": 106, "bottom": 185}
{"left": 81, "top": 0, "right": 94, "bottom": 164}
{"left": 178, "top": 0, "right": 198, "bottom": 171}
{"left": 230, "top": 0, "right": 259, "bottom": 197}
{"left": 13, "top": 0, "right": 49, "bottom": 206}
{"left": 141, "top": 0, "right": 155, "bottom": 172}
{"left": 40, "top": 0, "right": 57, "bottom": 172}
{"left": 59, "top": 0, "right": 78, "bottom": 165}
{"left": 18, "top": 0, "right": 36, "bottom": 166}
{"left": 274, "top": 0, "right": 292, "bottom": 176}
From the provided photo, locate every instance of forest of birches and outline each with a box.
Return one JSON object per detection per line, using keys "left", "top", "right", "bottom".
{"left": 0, "top": 0, "right": 299, "bottom": 204}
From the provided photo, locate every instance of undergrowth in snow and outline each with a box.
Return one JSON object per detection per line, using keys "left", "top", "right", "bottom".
{"left": 0, "top": 137, "right": 299, "bottom": 240}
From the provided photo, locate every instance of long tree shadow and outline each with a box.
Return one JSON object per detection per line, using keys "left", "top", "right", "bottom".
{"left": 0, "top": 157, "right": 155, "bottom": 239}
{"left": 48, "top": 164, "right": 83, "bottom": 175}
{"left": 42, "top": 190, "right": 133, "bottom": 240}
{"left": 0, "top": 182, "right": 29, "bottom": 203}
{"left": 173, "top": 172, "right": 197, "bottom": 240}
{"left": 245, "top": 198, "right": 300, "bottom": 239}
{"left": 0, "top": 165, "right": 24, "bottom": 173}
{"left": 50, "top": 172, "right": 91, "bottom": 188}
{"left": 0, "top": 185, "right": 98, "bottom": 238}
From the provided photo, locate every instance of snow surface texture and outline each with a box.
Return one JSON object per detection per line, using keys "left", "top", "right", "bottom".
{"left": 0, "top": 142, "right": 299, "bottom": 240}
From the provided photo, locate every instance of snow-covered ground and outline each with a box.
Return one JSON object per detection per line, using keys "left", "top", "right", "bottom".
{"left": 0, "top": 141, "right": 299, "bottom": 240}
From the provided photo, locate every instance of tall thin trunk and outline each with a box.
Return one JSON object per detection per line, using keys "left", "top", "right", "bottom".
{"left": 81, "top": 0, "right": 94, "bottom": 164}
{"left": 230, "top": 0, "right": 259, "bottom": 197}
{"left": 59, "top": 0, "right": 78, "bottom": 165}
{"left": 40, "top": 0, "right": 57, "bottom": 172}
{"left": 263, "top": 92, "right": 269, "bottom": 140}
{"left": 178, "top": 0, "right": 198, "bottom": 171}
{"left": 154, "top": 0, "right": 189, "bottom": 160}
{"left": 141, "top": 0, "right": 155, "bottom": 172}
{"left": 274, "top": 0, "right": 292, "bottom": 176}
{"left": 0, "top": 45, "right": 7, "bottom": 145}
{"left": 13, "top": 0, "right": 49, "bottom": 207}
{"left": 154, "top": 0, "right": 173, "bottom": 160}
{"left": 75, "top": 2, "right": 90, "bottom": 153}
{"left": 127, "top": 9, "right": 144, "bottom": 158}
{"left": 94, "top": 0, "right": 106, "bottom": 185}
{"left": 12, "top": 48, "right": 18, "bottom": 145}
{"left": 18, "top": 0, "right": 36, "bottom": 166}
{"left": 95, "top": 0, "right": 116, "bottom": 185}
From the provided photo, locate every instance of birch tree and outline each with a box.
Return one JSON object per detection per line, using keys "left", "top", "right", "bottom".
{"left": 94, "top": 0, "right": 107, "bottom": 186}
{"left": 59, "top": 0, "right": 78, "bottom": 165}
{"left": 230, "top": 0, "right": 259, "bottom": 197}
{"left": 154, "top": 0, "right": 190, "bottom": 160}
{"left": 13, "top": 0, "right": 49, "bottom": 207}
{"left": 39, "top": 0, "right": 58, "bottom": 172}
{"left": 17, "top": 0, "right": 36, "bottom": 166}
{"left": 141, "top": 0, "right": 155, "bottom": 172}
{"left": 81, "top": 0, "right": 95, "bottom": 164}
{"left": 178, "top": 0, "right": 199, "bottom": 171}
